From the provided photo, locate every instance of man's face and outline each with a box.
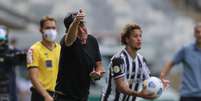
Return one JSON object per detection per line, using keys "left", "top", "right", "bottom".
{"left": 194, "top": 26, "right": 201, "bottom": 44}
{"left": 41, "top": 20, "right": 57, "bottom": 42}
{"left": 78, "top": 22, "right": 88, "bottom": 44}
{"left": 126, "top": 29, "right": 142, "bottom": 50}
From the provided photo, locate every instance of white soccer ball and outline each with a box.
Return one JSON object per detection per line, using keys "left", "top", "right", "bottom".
{"left": 144, "top": 76, "right": 164, "bottom": 97}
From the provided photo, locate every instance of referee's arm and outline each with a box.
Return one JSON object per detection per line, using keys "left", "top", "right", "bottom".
{"left": 28, "top": 67, "right": 53, "bottom": 100}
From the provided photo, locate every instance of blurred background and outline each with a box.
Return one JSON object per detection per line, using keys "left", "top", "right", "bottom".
{"left": 1, "top": 0, "right": 201, "bottom": 100}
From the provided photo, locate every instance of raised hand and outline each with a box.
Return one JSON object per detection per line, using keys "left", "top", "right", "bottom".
{"left": 75, "top": 9, "right": 85, "bottom": 22}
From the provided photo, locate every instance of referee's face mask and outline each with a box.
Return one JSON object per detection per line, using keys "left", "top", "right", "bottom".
{"left": 41, "top": 20, "right": 57, "bottom": 42}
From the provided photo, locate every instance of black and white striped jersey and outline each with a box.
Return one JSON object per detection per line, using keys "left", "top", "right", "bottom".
{"left": 101, "top": 49, "right": 150, "bottom": 101}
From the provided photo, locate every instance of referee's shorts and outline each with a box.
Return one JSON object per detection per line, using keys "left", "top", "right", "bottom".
{"left": 30, "top": 87, "right": 54, "bottom": 101}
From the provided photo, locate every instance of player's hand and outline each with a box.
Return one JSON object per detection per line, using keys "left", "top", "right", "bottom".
{"left": 137, "top": 85, "right": 157, "bottom": 99}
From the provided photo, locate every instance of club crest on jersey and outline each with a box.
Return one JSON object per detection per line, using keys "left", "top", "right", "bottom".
{"left": 27, "top": 48, "right": 33, "bottom": 64}
{"left": 112, "top": 66, "right": 121, "bottom": 73}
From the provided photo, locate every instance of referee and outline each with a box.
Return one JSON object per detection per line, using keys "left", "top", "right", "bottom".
{"left": 27, "top": 16, "right": 61, "bottom": 101}
{"left": 101, "top": 23, "right": 156, "bottom": 101}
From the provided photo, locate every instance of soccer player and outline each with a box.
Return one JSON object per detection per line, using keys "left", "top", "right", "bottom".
{"left": 160, "top": 22, "right": 201, "bottom": 101}
{"left": 27, "top": 16, "right": 61, "bottom": 101}
{"left": 101, "top": 23, "right": 156, "bottom": 101}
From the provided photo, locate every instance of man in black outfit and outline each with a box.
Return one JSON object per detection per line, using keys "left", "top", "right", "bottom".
{"left": 0, "top": 25, "right": 26, "bottom": 101}
{"left": 55, "top": 9, "right": 105, "bottom": 101}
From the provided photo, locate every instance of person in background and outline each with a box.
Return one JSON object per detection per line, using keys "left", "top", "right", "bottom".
{"left": 26, "top": 16, "right": 61, "bottom": 101}
{"left": 160, "top": 22, "right": 201, "bottom": 101}
{"left": 0, "top": 25, "right": 26, "bottom": 101}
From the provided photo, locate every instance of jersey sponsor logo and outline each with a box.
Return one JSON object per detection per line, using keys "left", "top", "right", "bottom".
{"left": 45, "top": 60, "right": 52, "bottom": 68}
{"left": 27, "top": 48, "right": 33, "bottom": 64}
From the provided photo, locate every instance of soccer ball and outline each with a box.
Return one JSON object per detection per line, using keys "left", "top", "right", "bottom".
{"left": 144, "top": 76, "right": 164, "bottom": 97}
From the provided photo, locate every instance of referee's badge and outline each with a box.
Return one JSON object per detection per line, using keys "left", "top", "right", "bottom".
{"left": 112, "top": 66, "right": 121, "bottom": 73}
{"left": 27, "top": 48, "right": 33, "bottom": 64}
{"left": 45, "top": 60, "right": 53, "bottom": 68}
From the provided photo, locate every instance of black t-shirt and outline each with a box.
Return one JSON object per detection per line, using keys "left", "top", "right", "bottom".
{"left": 55, "top": 35, "right": 101, "bottom": 99}
{"left": 0, "top": 45, "right": 26, "bottom": 101}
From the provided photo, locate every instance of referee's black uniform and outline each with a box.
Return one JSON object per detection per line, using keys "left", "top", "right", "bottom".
{"left": 101, "top": 49, "right": 150, "bottom": 101}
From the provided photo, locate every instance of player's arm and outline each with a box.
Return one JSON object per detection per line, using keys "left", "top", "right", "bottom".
{"left": 111, "top": 57, "right": 135, "bottom": 96}
{"left": 115, "top": 77, "right": 138, "bottom": 96}
{"left": 110, "top": 57, "right": 137, "bottom": 96}
{"left": 28, "top": 67, "right": 53, "bottom": 101}
{"left": 64, "top": 9, "right": 85, "bottom": 46}
{"left": 114, "top": 77, "right": 156, "bottom": 99}
{"left": 112, "top": 57, "right": 155, "bottom": 99}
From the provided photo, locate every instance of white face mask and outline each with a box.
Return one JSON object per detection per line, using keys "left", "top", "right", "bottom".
{"left": 43, "top": 29, "right": 57, "bottom": 42}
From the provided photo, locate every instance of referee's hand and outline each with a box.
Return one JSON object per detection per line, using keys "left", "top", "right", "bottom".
{"left": 44, "top": 94, "right": 53, "bottom": 101}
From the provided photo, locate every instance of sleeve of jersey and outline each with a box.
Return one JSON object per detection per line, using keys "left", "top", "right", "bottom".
{"left": 142, "top": 57, "right": 151, "bottom": 80}
{"left": 26, "top": 47, "right": 39, "bottom": 68}
{"left": 110, "top": 57, "right": 125, "bottom": 79}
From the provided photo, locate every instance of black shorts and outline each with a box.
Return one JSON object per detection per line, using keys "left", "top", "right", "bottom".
{"left": 30, "top": 87, "right": 54, "bottom": 101}
{"left": 180, "top": 96, "right": 201, "bottom": 101}
{"left": 54, "top": 92, "right": 88, "bottom": 101}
